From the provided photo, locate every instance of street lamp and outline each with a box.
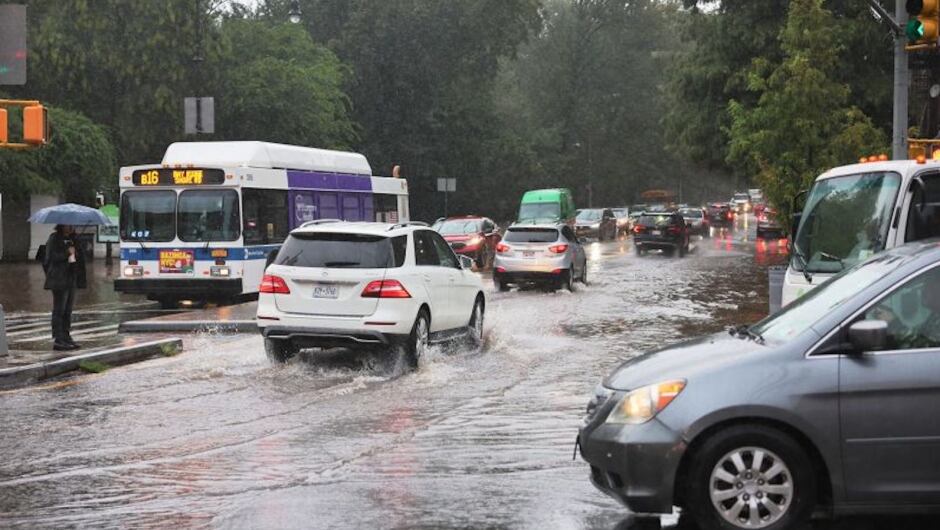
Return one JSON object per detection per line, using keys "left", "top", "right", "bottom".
{"left": 288, "top": 0, "right": 302, "bottom": 24}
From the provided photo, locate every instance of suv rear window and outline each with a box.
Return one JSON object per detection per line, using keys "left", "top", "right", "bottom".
{"left": 638, "top": 215, "right": 675, "bottom": 227}
{"left": 275, "top": 233, "right": 406, "bottom": 268}
{"left": 504, "top": 228, "right": 559, "bottom": 243}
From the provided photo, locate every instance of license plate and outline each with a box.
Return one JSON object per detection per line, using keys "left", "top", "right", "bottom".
{"left": 312, "top": 285, "right": 339, "bottom": 299}
{"left": 651, "top": 230, "right": 661, "bottom": 236}
{"left": 523, "top": 251, "right": 537, "bottom": 258}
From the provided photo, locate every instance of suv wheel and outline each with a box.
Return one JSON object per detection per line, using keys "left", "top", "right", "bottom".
{"left": 495, "top": 276, "right": 510, "bottom": 292}
{"left": 404, "top": 310, "right": 430, "bottom": 369}
{"left": 686, "top": 425, "right": 817, "bottom": 530}
{"left": 264, "top": 337, "right": 299, "bottom": 363}
{"left": 562, "top": 269, "right": 575, "bottom": 292}
{"left": 465, "top": 297, "right": 484, "bottom": 347}
{"left": 581, "top": 263, "right": 588, "bottom": 284}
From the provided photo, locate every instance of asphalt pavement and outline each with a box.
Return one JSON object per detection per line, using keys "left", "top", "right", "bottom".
{"left": 0, "top": 218, "right": 933, "bottom": 529}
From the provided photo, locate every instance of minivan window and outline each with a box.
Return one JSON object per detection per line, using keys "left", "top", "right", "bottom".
{"left": 504, "top": 228, "right": 559, "bottom": 243}
{"left": 275, "top": 233, "right": 406, "bottom": 268}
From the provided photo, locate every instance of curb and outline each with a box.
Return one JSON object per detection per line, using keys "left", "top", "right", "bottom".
{"left": 118, "top": 320, "right": 257, "bottom": 333}
{"left": 0, "top": 337, "right": 183, "bottom": 390}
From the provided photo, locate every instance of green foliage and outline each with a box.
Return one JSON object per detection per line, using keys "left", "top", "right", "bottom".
{"left": 726, "top": 0, "right": 887, "bottom": 217}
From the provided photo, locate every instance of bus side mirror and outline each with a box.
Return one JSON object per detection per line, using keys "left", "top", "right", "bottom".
{"left": 265, "top": 250, "right": 278, "bottom": 269}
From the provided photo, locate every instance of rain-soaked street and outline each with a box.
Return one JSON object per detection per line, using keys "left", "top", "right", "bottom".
{"left": 0, "top": 221, "right": 934, "bottom": 529}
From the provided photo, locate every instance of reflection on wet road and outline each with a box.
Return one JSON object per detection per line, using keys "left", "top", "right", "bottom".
{"left": 0, "top": 219, "right": 934, "bottom": 529}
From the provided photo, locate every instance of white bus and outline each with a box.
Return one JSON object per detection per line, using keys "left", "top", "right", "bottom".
{"left": 115, "top": 141, "right": 410, "bottom": 308}
{"left": 783, "top": 158, "right": 940, "bottom": 305}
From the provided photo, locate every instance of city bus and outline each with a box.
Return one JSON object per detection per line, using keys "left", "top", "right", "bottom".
{"left": 782, "top": 157, "right": 940, "bottom": 306}
{"left": 114, "top": 141, "right": 410, "bottom": 308}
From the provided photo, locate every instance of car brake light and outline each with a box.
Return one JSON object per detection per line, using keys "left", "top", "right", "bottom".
{"left": 259, "top": 274, "right": 290, "bottom": 294}
{"left": 496, "top": 243, "right": 510, "bottom": 253}
{"left": 727, "top": 212, "right": 733, "bottom": 220}
{"left": 633, "top": 225, "right": 644, "bottom": 234}
{"left": 549, "top": 244, "right": 568, "bottom": 254}
{"left": 668, "top": 226, "right": 681, "bottom": 234}
{"left": 361, "top": 279, "right": 411, "bottom": 298}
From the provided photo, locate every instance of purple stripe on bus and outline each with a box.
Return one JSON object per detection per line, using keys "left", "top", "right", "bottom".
{"left": 287, "top": 170, "right": 373, "bottom": 192}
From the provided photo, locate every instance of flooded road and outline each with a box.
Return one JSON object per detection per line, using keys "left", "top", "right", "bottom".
{"left": 0, "top": 221, "right": 931, "bottom": 529}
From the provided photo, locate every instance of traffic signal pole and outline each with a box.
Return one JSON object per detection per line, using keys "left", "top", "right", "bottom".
{"left": 894, "top": 1, "right": 910, "bottom": 160}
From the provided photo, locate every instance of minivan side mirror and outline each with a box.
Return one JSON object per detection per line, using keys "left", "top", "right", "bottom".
{"left": 265, "top": 249, "right": 278, "bottom": 269}
{"left": 847, "top": 320, "right": 888, "bottom": 353}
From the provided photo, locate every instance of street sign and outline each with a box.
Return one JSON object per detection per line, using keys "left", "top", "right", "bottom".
{"left": 184, "top": 97, "right": 215, "bottom": 134}
{"left": 0, "top": 5, "right": 27, "bottom": 86}
{"left": 437, "top": 178, "right": 456, "bottom": 192}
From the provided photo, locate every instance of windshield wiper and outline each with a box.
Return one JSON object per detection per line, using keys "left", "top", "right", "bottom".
{"left": 818, "top": 251, "right": 844, "bottom": 270}
{"left": 324, "top": 261, "right": 360, "bottom": 267}
{"left": 729, "top": 324, "right": 765, "bottom": 344}
{"left": 791, "top": 243, "right": 813, "bottom": 283}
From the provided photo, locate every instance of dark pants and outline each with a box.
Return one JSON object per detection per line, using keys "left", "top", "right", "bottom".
{"left": 51, "top": 287, "right": 76, "bottom": 343}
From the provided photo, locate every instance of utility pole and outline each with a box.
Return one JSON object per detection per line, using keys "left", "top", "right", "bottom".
{"left": 894, "top": 0, "right": 910, "bottom": 160}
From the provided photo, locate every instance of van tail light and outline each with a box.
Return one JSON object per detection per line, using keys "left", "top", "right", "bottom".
{"left": 496, "top": 243, "right": 510, "bottom": 253}
{"left": 549, "top": 244, "right": 568, "bottom": 254}
{"left": 362, "top": 279, "right": 412, "bottom": 298}
{"left": 260, "top": 274, "right": 290, "bottom": 294}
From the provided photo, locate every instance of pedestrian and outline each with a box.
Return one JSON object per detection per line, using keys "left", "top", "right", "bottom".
{"left": 43, "top": 224, "right": 87, "bottom": 351}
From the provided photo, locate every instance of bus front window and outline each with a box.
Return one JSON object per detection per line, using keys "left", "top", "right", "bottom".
{"left": 793, "top": 172, "right": 901, "bottom": 274}
{"left": 178, "top": 190, "right": 241, "bottom": 242}
{"left": 120, "top": 191, "right": 176, "bottom": 242}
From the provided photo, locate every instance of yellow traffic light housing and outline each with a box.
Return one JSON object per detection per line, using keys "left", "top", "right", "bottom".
{"left": 0, "top": 99, "right": 49, "bottom": 150}
{"left": 907, "top": 0, "right": 940, "bottom": 48}
{"left": 0, "top": 108, "right": 7, "bottom": 144}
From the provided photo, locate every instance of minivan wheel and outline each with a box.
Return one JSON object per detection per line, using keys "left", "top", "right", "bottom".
{"left": 264, "top": 337, "right": 299, "bottom": 363}
{"left": 404, "top": 310, "right": 430, "bottom": 369}
{"left": 686, "top": 425, "right": 816, "bottom": 530}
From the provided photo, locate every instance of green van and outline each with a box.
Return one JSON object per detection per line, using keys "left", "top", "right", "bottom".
{"left": 518, "top": 188, "right": 576, "bottom": 224}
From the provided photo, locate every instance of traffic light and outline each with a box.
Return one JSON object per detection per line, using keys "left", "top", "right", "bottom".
{"left": 0, "top": 108, "right": 7, "bottom": 144}
{"left": 907, "top": 0, "right": 940, "bottom": 46}
{"left": 0, "top": 5, "right": 27, "bottom": 85}
{"left": 23, "top": 105, "right": 48, "bottom": 145}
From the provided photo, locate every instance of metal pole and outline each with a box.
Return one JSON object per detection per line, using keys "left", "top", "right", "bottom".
{"left": 894, "top": 0, "right": 909, "bottom": 160}
{"left": 0, "top": 304, "right": 8, "bottom": 357}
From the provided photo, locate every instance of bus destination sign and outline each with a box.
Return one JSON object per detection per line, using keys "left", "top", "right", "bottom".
{"left": 132, "top": 168, "right": 226, "bottom": 186}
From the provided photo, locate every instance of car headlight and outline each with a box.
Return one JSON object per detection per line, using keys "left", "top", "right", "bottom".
{"left": 605, "top": 380, "right": 686, "bottom": 424}
{"left": 591, "top": 223, "right": 600, "bottom": 229}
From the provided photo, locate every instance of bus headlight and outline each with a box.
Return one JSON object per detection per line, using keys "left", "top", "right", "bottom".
{"left": 123, "top": 266, "right": 143, "bottom": 277}
{"left": 210, "top": 266, "right": 231, "bottom": 277}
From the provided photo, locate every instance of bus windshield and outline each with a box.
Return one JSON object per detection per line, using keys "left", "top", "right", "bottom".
{"left": 178, "top": 190, "right": 241, "bottom": 242}
{"left": 793, "top": 172, "right": 901, "bottom": 274}
{"left": 120, "top": 191, "right": 176, "bottom": 242}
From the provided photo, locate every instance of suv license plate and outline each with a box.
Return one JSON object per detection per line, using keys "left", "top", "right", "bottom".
{"left": 312, "top": 285, "right": 339, "bottom": 299}
{"left": 523, "top": 251, "right": 536, "bottom": 258}
{"left": 651, "top": 230, "right": 661, "bottom": 236}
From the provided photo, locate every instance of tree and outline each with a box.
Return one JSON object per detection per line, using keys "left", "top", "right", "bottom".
{"left": 726, "top": 0, "right": 887, "bottom": 217}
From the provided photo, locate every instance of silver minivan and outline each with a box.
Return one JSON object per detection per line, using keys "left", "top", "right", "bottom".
{"left": 580, "top": 241, "right": 940, "bottom": 529}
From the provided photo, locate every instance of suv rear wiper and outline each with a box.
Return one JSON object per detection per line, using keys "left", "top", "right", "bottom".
{"left": 324, "top": 261, "right": 360, "bottom": 267}
{"left": 791, "top": 243, "right": 813, "bottom": 283}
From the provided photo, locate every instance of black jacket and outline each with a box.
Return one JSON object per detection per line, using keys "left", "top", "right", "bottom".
{"left": 43, "top": 232, "right": 87, "bottom": 291}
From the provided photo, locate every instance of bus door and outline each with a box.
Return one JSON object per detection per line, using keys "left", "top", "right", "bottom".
{"left": 901, "top": 170, "right": 940, "bottom": 244}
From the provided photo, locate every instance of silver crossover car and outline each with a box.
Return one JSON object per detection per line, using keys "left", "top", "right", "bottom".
{"left": 579, "top": 241, "right": 940, "bottom": 529}
{"left": 494, "top": 223, "right": 587, "bottom": 291}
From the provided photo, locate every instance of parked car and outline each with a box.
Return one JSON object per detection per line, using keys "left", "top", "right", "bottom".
{"left": 707, "top": 202, "right": 734, "bottom": 227}
{"left": 256, "top": 221, "right": 486, "bottom": 367}
{"left": 611, "top": 208, "right": 631, "bottom": 235}
{"left": 575, "top": 208, "right": 617, "bottom": 241}
{"left": 732, "top": 192, "right": 751, "bottom": 213}
{"left": 431, "top": 215, "right": 501, "bottom": 268}
{"left": 632, "top": 212, "right": 690, "bottom": 257}
{"left": 579, "top": 241, "right": 940, "bottom": 529}
{"left": 756, "top": 207, "right": 785, "bottom": 239}
{"left": 679, "top": 207, "right": 710, "bottom": 237}
{"left": 493, "top": 223, "right": 587, "bottom": 291}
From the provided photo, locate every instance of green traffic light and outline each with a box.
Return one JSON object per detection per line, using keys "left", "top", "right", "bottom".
{"left": 908, "top": 19, "right": 927, "bottom": 42}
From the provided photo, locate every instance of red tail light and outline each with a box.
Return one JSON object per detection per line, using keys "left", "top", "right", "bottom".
{"left": 549, "top": 244, "right": 568, "bottom": 254}
{"left": 633, "top": 225, "right": 644, "bottom": 234}
{"left": 260, "top": 274, "right": 290, "bottom": 294}
{"left": 668, "top": 226, "right": 681, "bottom": 234}
{"left": 361, "top": 279, "right": 411, "bottom": 298}
{"left": 727, "top": 212, "right": 733, "bottom": 220}
{"left": 496, "top": 243, "right": 510, "bottom": 253}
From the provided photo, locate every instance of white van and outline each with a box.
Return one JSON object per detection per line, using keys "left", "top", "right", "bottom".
{"left": 783, "top": 159, "right": 940, "bottom": 305}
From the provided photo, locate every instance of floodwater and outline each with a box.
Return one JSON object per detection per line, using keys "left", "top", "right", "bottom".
{"left": 0, "top": 219, "right": 933, "bottom": 529}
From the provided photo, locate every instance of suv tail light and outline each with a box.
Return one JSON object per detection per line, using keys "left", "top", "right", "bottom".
{"left": 496, "top": 243, "right": 510, "bottom": 253}
{"left": 361, "top": 280, "right": 412, "bottom": 298}
{"left": 633, "top": 225, "right": 644, "bottom": 234}
{"left": 549, "top": 244, "right": 568, "bottom": 254}
{"left": 667, "top": 225, "right": 681, "bottom": 234}
{"left": 260, "top": 274, "right": 290, "bottom": 294}
{"left": 727, "top": 211, "right": 733, "bottom": 220}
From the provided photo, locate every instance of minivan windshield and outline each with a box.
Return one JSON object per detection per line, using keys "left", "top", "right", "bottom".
{"left": 519, "top": 202, "right": 560, "bottom": 221}
{"left": 504, "top": 228, "right": 559, "bottom": 243}
{"left": 793, "top": 172, "right": 901, "bottom": 274}
{"left": 275, "top": 233, "right": 406, "bottom": 268}
{"left": 751, "top": 253, "right": 903, "bottom": 344}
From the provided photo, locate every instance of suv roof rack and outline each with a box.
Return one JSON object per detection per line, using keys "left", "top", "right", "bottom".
{"left": 387, "top": 221, "right": 429, "bottom": 231}
{"left": 299, "top": 219, "right": 343, "bottom": 228}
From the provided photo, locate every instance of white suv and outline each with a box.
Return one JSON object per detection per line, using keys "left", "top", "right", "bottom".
{"left": 256, "top": 221, "right": 486, "bottom": 366}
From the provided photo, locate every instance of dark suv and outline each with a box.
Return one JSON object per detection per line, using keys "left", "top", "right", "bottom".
{"left": 707, "top": 202, "right": 733, "bottom": 227}
{"left": 632, "top": 212, "right": 690, "bottom": 257}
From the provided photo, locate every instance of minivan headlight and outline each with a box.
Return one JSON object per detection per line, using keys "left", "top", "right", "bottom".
{"left": 605, "top": 380, "right": 686, "bottom": 424}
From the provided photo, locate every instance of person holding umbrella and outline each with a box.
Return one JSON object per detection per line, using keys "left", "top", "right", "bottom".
{"left": 44, "top": 224, "right": 86, "bottom": 350}
{"left": 29, "top": 203, "right": 111, "bottom": 351}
